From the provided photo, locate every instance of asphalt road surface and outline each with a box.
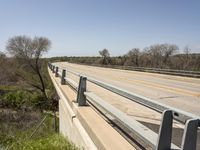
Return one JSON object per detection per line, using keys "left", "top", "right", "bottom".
{"left": 54, "top": 62, "right": 200, "bottom": 149}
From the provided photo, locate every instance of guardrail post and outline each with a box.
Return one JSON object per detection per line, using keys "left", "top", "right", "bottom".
{"left": 156, "top": 110, "right": 173, "bottom": 150}
{"left": 52, "top": 65, "right": 55, "bottom": 73}
{"left": 77, "top": 76, "right": 87, "bottom": 106}
{"left": 55, "top": 67, "right": 59, "bottom": 77}
{"left": 50, "top": 64, "right": 52, "bottom": 70}
{"left": 181, "top": 119, "right": 199, "bottom": 150}
{"left": 61, "top": 69, "right": 66, "bottom": 85}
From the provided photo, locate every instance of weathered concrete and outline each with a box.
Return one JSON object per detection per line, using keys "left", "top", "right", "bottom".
{"left": 49, "top": 68, "right": 135, "bottom": 150}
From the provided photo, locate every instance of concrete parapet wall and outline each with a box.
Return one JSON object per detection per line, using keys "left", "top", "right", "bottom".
{"left": 49, "top": 68, "right": 97, "bottom": 150}
{"left": 59, "top": 98, "right": 97, "bottom": 150}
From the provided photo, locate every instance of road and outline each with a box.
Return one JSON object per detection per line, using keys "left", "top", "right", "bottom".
{"left": 55, "top": 62, "right": 200, "bottom": 115}
{"left": 54, "top": 62, "right": 200, "bottom": 148}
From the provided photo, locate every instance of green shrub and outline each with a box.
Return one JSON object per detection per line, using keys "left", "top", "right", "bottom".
{"left": 1, "top": 91, "right": 27, "bottom": 109}
{"left": 0, "top": 111, "right": 78, "bottom": 150}
{"left": 11, "top": 134, "right": 77, "bottom": 150}
{"left": 0, "top": 90, "right": 53, "bottom": 110}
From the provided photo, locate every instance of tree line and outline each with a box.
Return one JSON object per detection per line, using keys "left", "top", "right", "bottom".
{"left": 50, "top": 44, "right": 200, "bottom": 71}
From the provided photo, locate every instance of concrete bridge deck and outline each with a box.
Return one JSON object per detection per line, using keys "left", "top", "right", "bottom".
{"left": 49, "top": 62, "right": 200, "bottom": 150}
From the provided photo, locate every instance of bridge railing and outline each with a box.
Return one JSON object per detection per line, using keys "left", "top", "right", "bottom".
{"left": 71, "top": 63, "right": 200, "bottom": 78}
{"left": 48, "top": 63, "right": 200, "bottom": 150}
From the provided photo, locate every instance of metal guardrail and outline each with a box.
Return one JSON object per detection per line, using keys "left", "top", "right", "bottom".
{"left": 118, "top": 66, "right": 200, "bottom": 75}
{"left": 73, "top": 63, "right": 200, "bottom": 78}
{"left": 48, "top": 63, "right": 200, "bottom": 150}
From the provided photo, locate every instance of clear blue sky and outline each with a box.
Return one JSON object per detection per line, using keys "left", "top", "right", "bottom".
{"left": 0, "top": 0, "right": 200, "bottom": 57}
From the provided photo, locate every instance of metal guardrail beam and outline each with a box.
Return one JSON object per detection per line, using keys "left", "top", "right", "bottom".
{"left": 86, "top": 77, "right": 200, "bottom": 124}
{"left": 122, "top": 66, "right": 200, "bottom": 75}
{"left": 120, "top": 65, "right": 200, "bottom": 75}
{"left": 85, "top": 92, "right": 180, "bottom": 149}
{"left": 73, "top": 63, "right": 200, "bottom": 78}
{"left": 65, "top": 77, "right": 78, "bottom": 91}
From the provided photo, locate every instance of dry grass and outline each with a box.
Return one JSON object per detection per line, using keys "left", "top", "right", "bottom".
{"left": 0, "top": 109, "right": 77, "bottom": 150}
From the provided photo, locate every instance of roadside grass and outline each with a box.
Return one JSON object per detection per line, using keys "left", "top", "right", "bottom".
{"left": 0, "top": 109, "right": 77, "bottom": 150}
{"left": 0, "top": 58, "right": 71, "bottom": 149}
{"left": 0, "top": 85, "right": 18, "bottom": 91}
{"left": 8, "top": 133, "right": 77, "bottom": 150}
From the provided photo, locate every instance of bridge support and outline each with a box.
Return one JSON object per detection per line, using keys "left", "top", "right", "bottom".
{"left": 52, "top": 66, "right": 55, "bottom": 73}
{"left": 77, "top": 76, "right": 87, "bottom": 106}
{"left": 181, "top": 119, "right": 199, "bottom": 150}
{"left": 156, "top": 110, "right": 173, "bottom": 150}
{"left": 55, "top": 67, "right": 59, "bottom": 77}
{"left": 61, "top": 69, "right": 66, "bottom": 85}
{"left": 157, "top": 110, "right": 199, "bottom": 150}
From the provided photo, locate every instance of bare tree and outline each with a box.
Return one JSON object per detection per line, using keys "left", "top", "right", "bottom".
{"left": 162, "top": 44, "right": 179, "bottom": 66}
{"left": 99, "top": 48, "right": 110, "bottom": 65}
{"left": 147, "top": 44, "right": 178, "bottom": 68}
{"left": 183, "top": 46, "right": 191, "bottom": 69}
{"left": 147, "top": 44, "right": 162, "bottom": 67}
{"left": 125, "top": 48, "right": 140, "bottom": 66}
{"left": 0, "top": 51, "right": 6, "bottom": 83}
{"left": 0, "top": 52, "right": 19, "bottom": 85}
{"left": 0, "top": 51, "right": 5, "bottom": 58}
{"left": 184, "top": 46, "right": 191, "bottom": 54}
{"left": 6, "top": 35, "right": 51, "bottom": 100}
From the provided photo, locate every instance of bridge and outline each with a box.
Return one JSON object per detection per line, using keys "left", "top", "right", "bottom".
{"left": 48, "top": 62, "right": 200, "bottom": 150}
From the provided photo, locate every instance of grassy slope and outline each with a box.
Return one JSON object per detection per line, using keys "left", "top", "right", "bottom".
{"left": 0, "top": 109, "right": 77, "bottom": 150}
{"left": 0, "top": 59, "right": 77, "bottom": 149}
